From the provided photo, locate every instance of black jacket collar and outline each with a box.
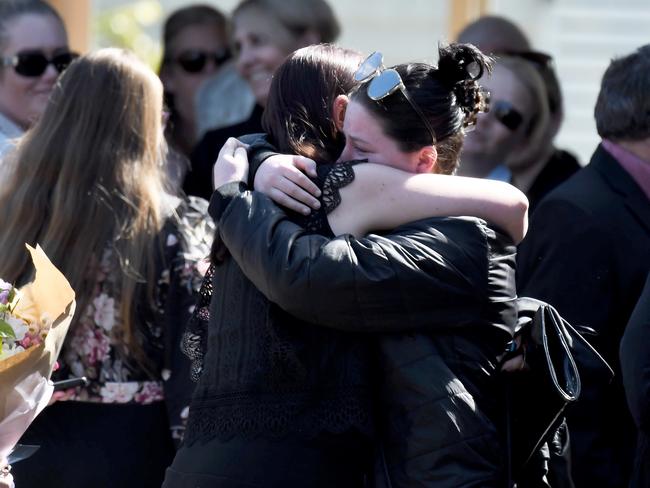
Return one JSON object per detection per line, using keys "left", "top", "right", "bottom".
{"left": 591, "top": 143, "right": 650, "bottom": 234}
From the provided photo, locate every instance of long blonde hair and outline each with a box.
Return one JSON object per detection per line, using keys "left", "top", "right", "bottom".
{"left": 0, "top": 48, "right": 167, "bottom": 363}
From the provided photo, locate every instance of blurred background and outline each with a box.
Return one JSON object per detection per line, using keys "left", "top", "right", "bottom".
{"left": 49, "top": 0, "right": 650, "bottom": 164}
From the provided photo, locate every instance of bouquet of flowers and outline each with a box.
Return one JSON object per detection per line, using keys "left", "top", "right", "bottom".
{"left": 0, "top": 245, "right": 75, "bottom": 472}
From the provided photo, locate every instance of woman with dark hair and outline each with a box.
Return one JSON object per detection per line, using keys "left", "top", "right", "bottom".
{"left": 158, "top": 4, "right": 231, "bottom": 191}
{"left": 201, "top": 43, "right": 522, "bottom": 487}
{"left": 159, "top": 4, "right": 230, "bottom": 158}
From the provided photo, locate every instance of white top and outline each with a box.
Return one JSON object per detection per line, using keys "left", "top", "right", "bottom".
{"left": 0, "top": 112, "right": 23, "bottom": 177}
{"left": 194, "top": 61, "right": 256, "bottom": 139}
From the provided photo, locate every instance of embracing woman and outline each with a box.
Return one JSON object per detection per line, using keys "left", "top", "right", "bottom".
{"left": 167, "top": 43, "right": 525, "bottom": 487}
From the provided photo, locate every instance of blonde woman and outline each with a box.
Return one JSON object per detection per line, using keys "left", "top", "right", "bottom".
{"left": 186, "top": 0, "right": 340, "bottom": 199}
{"left": 0, "top": 0, "right": 73, "bottom": 168}
{"left": 0, "top": 49, "right": 213, "bottom": 488}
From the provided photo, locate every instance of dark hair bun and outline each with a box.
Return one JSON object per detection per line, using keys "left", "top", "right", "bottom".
{"left": 437, "top": 43, "right": 492, "bottom": 128}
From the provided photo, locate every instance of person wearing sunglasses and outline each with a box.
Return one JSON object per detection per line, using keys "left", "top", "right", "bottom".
{"left": 457, "top": 16, "right": 582, "bottom": 215}
{"left": 460, "top": 57, "right": 551, "bottom": 186}
{"left": 164, "top": 43, "right": 528, "bottom": 487}
{"left": 0, "top": 0, "right": 72, "bottom": 167}
{"left": 185, "top": 0, "right": 340, "bottom": 200}
{"left": 159, "top": 4, "right": 232, "bottom": 163}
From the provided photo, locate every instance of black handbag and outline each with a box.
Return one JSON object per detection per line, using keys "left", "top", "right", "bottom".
{"left": 505, "top": 297, "right": 614, "bottom": 483}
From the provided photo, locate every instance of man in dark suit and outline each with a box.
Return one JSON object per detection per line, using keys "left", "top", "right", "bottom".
{"left": 620, "top": 272, "right": 650, "bottom": 488}
{"left": 517, "top": 44, "right": 650, "bottom": 487}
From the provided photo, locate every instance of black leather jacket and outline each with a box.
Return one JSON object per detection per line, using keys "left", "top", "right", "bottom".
{"left": 211, "top": 180, "right": 517, "bottom": 487}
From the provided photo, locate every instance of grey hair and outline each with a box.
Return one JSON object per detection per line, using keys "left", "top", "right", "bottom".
{"left": 595, "top": 44, "right": 650, "bottom": 141}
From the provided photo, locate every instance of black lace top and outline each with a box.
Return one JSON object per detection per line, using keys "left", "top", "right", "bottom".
{"left": 182, "top": 162, "right": 371, "bottom": 444}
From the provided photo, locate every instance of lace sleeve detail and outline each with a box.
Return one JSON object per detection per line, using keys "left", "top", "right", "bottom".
{"left": 181, "top": 262, "right": 214, "bottom": 382}
{"left": 320, "top": 160, "right": 363, "bottom": 214}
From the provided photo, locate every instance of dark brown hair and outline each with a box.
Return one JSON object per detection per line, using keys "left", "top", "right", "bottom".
{"left": 595, "top": 44, "right": 650, "bottom": 141}
{"left": 160, "top": 4, "right": 228, "bottom": 71}
{"left": 351, "top": 43, "right": 492, "bottom": 175}
{"left": 211, "top": 44, "right": 361, "bottom": 265}
{"left": 263, "top": 43, "right": 363, "bottom": 163}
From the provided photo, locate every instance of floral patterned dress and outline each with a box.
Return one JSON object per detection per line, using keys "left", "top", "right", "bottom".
{"left": 51, "top": 195, "right": 214, "bottom": 443}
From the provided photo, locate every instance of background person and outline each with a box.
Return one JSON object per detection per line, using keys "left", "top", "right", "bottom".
{"left": 159, "top": 4, "right": 231, "bottom": 158}
{"left": 457, "top": 15, "right": 532, "bottom": 54}
{"left": 457, "top": 15, "right": 581, "bottom": 213}
{"left": 459, "top": 56, "right": 549, "bottom": 180}
{"left": 0, "top": 0, "right": 71, "bottom": 167}
{"left": 517, "top": 44, "right": 650, "bottom": 488}
{"left": 2, "top": 48, "right": 212, "bottom": 488}
{"left": 159, "top": 4, "right": 233, "bottom": 192}
{"left": 185, "top": 0, "right": 340, "bottom": 199}
{"left": 620, "top": 272, "right": 650, "bottom": 488}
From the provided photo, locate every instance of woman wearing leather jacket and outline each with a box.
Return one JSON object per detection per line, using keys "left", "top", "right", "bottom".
{"left": 165, "top": 44, "right": 524, "bottom": 487}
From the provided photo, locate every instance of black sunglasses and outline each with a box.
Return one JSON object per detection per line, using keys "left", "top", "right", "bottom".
{"left": 1, "top": 50, "right": 78, "bottom": 77}
{"left": 171, "top": 49, "right": 231, "bottom": 73}
{"left": 491, "top": 100, "right": 524, "bottom": 131}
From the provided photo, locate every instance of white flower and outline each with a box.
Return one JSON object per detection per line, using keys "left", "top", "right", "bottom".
{"left": 1, "top": 341, "right": 25, "bottom": 359}
{"left": 99, "top": 382, "right": 140, "bottom": 403}
{"left": 93, "top": 293, "right": 115, "bottom": 331}
{"left": 4, "top": 315, "right": 30, "bottom": 341}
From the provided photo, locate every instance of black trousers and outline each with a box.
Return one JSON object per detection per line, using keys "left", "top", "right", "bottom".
{"left": 163, "top": 431, "right": 371, "bottom": 488}
{"left": 13, "top": 400, "right": 175, "bottom": 488}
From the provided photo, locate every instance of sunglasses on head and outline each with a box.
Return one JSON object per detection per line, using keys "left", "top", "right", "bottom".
{"left": 353, "top": 51, "right": 437, "bottom": 145}
{"left": 172, "top": 49, "right": 231, "bottom": 73}
{"left": 490, "top": 100, "right": 524, "bottom": 131}
{"left": 1, "top": 50, "right": 77, "bottom": 77}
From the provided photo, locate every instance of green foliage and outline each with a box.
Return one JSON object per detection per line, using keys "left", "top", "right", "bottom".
{"left": 93, "top": 0, "right": 164, "bottom": 70}
{"left": 0, "top": 319, "right": 16, "bottom": 339}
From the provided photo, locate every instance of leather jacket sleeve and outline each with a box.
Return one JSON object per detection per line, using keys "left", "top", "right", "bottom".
{"left": 211, "top": 183, "right": 494, "bottom": 332}
{"left": 237, "top": 133, "right": 275, "bottom": 188}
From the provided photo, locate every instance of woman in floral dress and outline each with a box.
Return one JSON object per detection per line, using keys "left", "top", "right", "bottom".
{"left": 0, "top": 49, "right": 213, "bottom": 488}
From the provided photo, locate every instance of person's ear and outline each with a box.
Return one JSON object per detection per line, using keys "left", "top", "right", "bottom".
{"left": 332, "top": 95, "right": 349, "bottom": 131}
{"left": 415, "top": 145, "right": 438, "bottom": 173}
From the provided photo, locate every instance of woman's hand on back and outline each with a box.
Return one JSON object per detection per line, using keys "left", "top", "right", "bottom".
{"left": 213, "top": 138, "right": 250, "bottom": 189}
{"left": 254, "top": 154, "right": 321, "bottom": 215}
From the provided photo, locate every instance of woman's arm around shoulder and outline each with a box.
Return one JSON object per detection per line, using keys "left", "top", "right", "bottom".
{"left": 213, "top": 185, "right": 489, "bottom": 333}
{"left": 329, "top": 163, "right": 529, "bottom": 243}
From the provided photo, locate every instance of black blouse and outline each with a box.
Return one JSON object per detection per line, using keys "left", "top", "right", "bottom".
{"left": 183, "top": 162, "right": 374, "bottom": 445}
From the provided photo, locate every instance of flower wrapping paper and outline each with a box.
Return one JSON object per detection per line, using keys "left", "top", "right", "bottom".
{"left": 0, "top": 244, "right": 75, "bottom": 461}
